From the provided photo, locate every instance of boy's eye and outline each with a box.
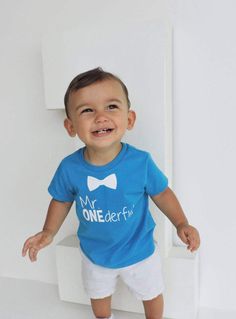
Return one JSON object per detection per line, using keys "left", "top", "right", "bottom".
{"left": 81, "top": 108, "right": 93, "bottom": 114}
{"left": 108, "top": 104, "right": 118, "bottom": 110}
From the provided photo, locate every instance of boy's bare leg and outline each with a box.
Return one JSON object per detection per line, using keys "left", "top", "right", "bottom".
{"left": 142, "top": 294, "right": 164, "bottom": 319}
{"left": 91, "top": 295, "right": 112, "bottom": 318}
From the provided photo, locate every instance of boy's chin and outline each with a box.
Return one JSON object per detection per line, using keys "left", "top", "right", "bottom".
{"left": 86, "top": 140, "right": 122, "bottom": 150}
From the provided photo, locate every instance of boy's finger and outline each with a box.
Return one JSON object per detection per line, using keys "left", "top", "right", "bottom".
{"left": 186, "top": 236, "right": 195, "bottom": 251}
{"left": 179, "top": 230, "right": 188, "bottom": 244}
{"left": 29, "top": 247, "right": 38, "bottom": 262}
{"left": 32, "top": 249, "right": 38, "bottom": 262}
{"left": 22, "top": 236, "right": 35, "bottom": 256}
{"left": 22, "top": 242, "right": 30, "bottom": 256}
{"left": 188, "top": 239, "right": 199, "bottom": 252}
{"left": 29, "top": 247, "right": 34, "bottom": 261}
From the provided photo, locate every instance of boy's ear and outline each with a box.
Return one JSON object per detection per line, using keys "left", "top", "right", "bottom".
{"left": 127, "top": 110, "right": 136, "bottom": 130}
{"left": 64, "top": 118, "right": 76, "bottom": 137}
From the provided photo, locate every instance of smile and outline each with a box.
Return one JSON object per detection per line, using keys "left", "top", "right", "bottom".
{"left": 92, "top": 128, "right": 114, "bottom": 136}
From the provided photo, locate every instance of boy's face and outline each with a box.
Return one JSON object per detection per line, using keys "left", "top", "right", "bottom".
{"left": 64, "top": 79, "right": 136, "bottom": 151}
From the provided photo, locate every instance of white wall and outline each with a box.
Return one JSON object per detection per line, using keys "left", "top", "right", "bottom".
{"left": 167, "top": 0, "right": 236, "bottom": 313}
{"left": 0, "top": 1, "right": 77, "bottom": 283}
{"left": 0, "top": 0, "right": 235, "bottom": 314}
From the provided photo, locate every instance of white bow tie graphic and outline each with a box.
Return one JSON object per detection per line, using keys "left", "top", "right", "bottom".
{"left": 87, "top": 174, "right": 117, "bottom": 191}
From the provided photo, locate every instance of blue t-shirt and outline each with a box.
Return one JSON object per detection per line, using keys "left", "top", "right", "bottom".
{"left": 48, "top": 143, "right": 168, "bottom": 268}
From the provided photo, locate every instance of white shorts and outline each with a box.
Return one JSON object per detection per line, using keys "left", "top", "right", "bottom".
{"left": 80, "top": 245, "right": 164, "bottom": 301}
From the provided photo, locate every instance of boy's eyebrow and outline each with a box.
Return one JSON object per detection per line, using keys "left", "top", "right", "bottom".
{"left": 106, "top": 98, "right": 123, "bottom": 104}
{"left": 75, "top": 98, "right": 123, "bottom": 111}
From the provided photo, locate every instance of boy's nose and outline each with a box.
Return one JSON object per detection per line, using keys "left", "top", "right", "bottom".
{"left": 95, "top": 111, "right": 109, "bottom": 123}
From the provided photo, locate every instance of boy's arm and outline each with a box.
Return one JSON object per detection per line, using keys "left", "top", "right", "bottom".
{"left": 42, "top": 199, "right": 73, "bottom": 236}
{"left": 22, "top": 199, "right": 73, "bottom": 262}
{"left": 151, "top": 187, "right": 200, "bottom": 252}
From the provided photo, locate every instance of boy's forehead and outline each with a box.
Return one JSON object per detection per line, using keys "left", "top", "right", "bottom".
{"left": 70, "top": 79, "right": 127, "bottom": 105}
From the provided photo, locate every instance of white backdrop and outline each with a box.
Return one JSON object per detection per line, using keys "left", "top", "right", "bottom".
{"left": 0, "top": 0, "right": 236, "bottom": 316}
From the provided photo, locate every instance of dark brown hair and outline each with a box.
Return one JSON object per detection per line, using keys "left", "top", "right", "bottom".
{"left": 64, "top": 67, "right": 131, "bottom": 118}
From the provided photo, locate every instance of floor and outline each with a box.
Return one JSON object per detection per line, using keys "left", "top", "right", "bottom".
{"left": 0, "top": 277, "right": 143, "bottom": 319}
{"left": 1, "top": 277, "right": 236, "bottom": 319}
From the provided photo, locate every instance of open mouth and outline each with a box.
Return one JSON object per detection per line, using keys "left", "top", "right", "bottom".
{"left": 92, "top": 128, "right": 114, "bottom": 136}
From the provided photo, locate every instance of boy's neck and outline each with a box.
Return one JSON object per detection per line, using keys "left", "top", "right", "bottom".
{"left": 84, "top": 143, "right": 122, "bottom": 166}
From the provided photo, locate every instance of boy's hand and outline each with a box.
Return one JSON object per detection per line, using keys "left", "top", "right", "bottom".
{"left": 22, "top": 230, "right": 54, "bottom": 262}
{"left": 177, "top": 223, "right": 200, "bottom": 252}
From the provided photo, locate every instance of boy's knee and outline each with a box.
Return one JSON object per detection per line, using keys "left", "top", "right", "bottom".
{"left": 94, "top": 312, "right": 113, "bottom": 318}
{"left": 95, "top": 315, "right": 114, "bottom": 319}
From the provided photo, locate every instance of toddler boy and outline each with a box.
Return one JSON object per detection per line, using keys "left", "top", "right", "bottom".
{"left": 22, "top": 67, "right": 200, "bottom": 319}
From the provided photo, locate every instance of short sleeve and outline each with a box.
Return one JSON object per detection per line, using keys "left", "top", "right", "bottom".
{"left": 145, "top": 154, "right": 168, "bottom": 196}
{"left": 48, "top": 162, "right": 75, "bottom": 202}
